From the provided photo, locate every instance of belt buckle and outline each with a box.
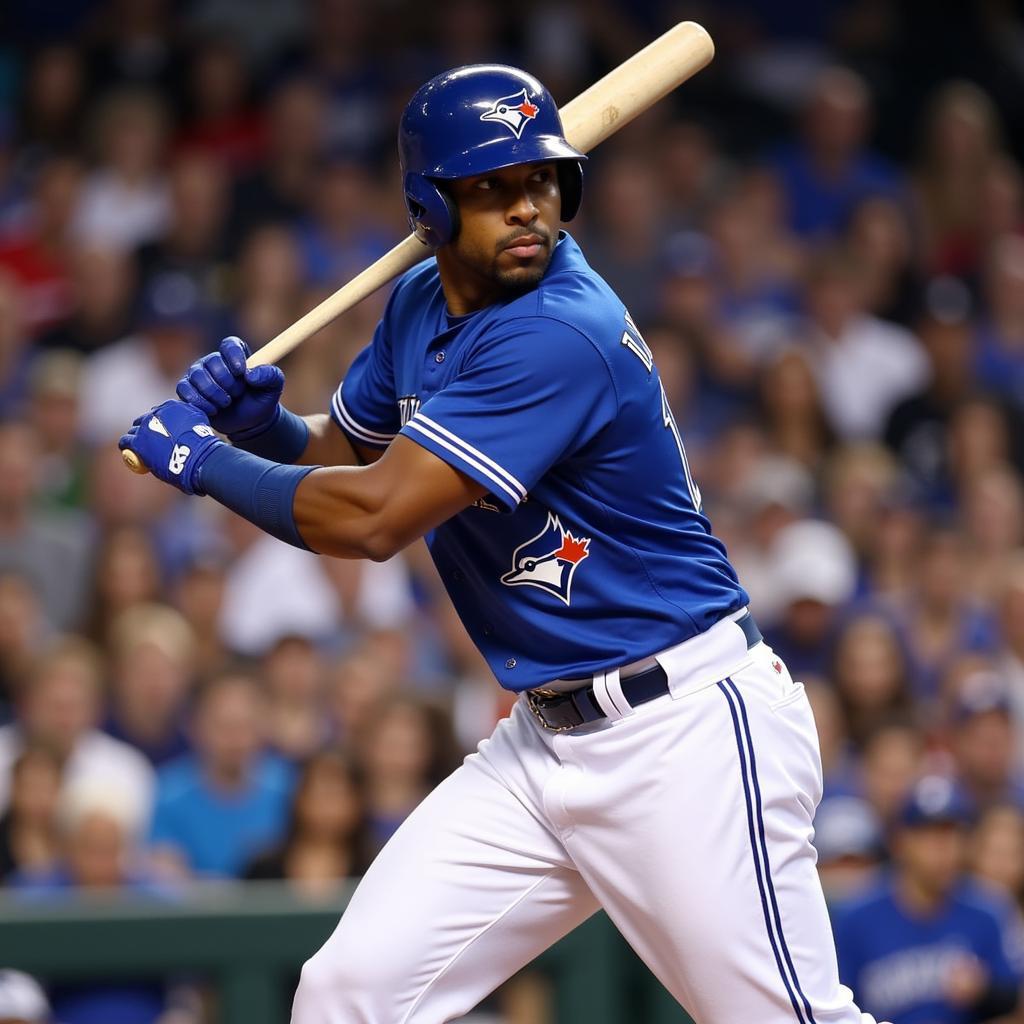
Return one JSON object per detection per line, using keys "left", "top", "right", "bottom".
{"left": 526, "top": 688, "right": 580, "bottom": 733}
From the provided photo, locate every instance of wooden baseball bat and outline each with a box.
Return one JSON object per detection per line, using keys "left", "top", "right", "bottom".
{"left": 123, "top": 20, "right": 714, "bottom": 473}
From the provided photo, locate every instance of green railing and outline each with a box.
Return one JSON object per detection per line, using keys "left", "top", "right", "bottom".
{"left": 0, "top": 881, "right": 694, "bottom": 1023}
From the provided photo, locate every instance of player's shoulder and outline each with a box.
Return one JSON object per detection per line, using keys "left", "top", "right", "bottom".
{"left": 498, "top": 233, "right": 627, "bottom": 350}
{"left": 388, "top": 255, "right": 443, "bottom": 319}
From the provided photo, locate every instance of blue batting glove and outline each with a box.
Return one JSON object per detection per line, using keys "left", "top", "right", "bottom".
{"left": 119, "top": 400, "right": 223, "bottom": 496}
{"left": 176, "top": 336, "right": 285, "bottom": 440}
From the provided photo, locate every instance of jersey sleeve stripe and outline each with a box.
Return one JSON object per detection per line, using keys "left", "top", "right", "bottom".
{"left": 403, "top": 419, "right": 524, "bottom": 507}
{"left": 411, "top": 413, "right": 526, "bottom": 500}
{"left": 331, "top": 388, "right": 396, "bottom": 446}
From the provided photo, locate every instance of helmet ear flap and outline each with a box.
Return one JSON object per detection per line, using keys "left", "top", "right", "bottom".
{"left": 557, "top": 161, "right": 583, "bottom": 223}
{"left": 404, "top": 174, "right": 459, "bottom": 248}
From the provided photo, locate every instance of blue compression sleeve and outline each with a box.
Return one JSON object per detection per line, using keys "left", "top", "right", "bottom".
{"left": 197, "top": 444, "right": 316, "bottom": 550}
{"left": 229, "top": 406, "right": 310, "bottom": 464}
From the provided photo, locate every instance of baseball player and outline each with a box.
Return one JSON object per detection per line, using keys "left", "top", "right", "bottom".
{"left": 121, "top": 66, "right": 888, "bottom": 1024}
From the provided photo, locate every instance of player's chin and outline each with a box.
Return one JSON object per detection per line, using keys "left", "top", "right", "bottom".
{"left": 494, "top": 253, "right": 550, "bottom": 291}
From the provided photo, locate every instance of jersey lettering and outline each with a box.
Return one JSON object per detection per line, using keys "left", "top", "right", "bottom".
{"left": 620, "top": 311, "right": 653, "bottom": 372}
{"left": 621, "top": 312, "right": 702, "bottom": 512}
{"left": 398, "top": 395, "right": 421, "bottom": 426}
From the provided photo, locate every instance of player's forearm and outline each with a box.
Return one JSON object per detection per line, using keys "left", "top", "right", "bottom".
{"left": 293, "top": 465, "right": 408, "bottom": 561}
{"left": 196, "top": 445, "right": 388, "bottom": 559}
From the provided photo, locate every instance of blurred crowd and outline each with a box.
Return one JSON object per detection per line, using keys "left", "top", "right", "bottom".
{"left": 1, "top": 0, "right": 1024, "bottom": 1022}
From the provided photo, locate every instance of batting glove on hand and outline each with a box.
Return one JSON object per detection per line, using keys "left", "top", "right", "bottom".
{"left": 176, "top": 336, "right": 285, "bottom": 440}
{"left": 119, "top": 400, "right": 223, "bottom": 496}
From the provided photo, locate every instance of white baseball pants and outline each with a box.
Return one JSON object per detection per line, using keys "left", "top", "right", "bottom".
{"left": 292, "top": 615, "right": 887, "bottom": 1024}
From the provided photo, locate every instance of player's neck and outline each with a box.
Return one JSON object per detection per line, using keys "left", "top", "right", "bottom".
{"left": 435, "top": 251, "right": 501, "bottom": 316}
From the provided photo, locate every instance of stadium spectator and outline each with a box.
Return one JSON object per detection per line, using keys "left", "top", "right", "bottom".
{"left": 884, "top": 304, "right": 978, "bottom": 509}
{"left": 0, "top": 745, "right": 62, "bottom": 883}
{"left": 0, "top": 421, "right": 91, "bottom": 631}
{"left": 913, "top": 81, "right": 1007, "bottom": 279}
{"left": 973, "top": 234, "right": 1024, "bottom": 412}
{"left": 0, "top": 969, "right": 53, "bottom": 1024}
{"left": 0, "top": 571, "right": 50, "bottom": 709}
{"left": 261, "top": 634, "right": 330, "bottom": 763}
{"left": 766, "top": 66, "right": 903, "bottom": 240}
{"left": 175, "top": 35, "right": 266, "bottom": 173}
{"left": 756, "top": 345, "right": 836, "bottom": 473}
{"left": 147, "top": 670, "right": 294, "bottom": 878}
{"left": 0, "top": 271, "right": 33, "bottom": 418}
{"left": 0, "top": 154, "right": 81, "bottom": 336}
{"left": 72, "top": 89, "right": 171, "bottom": 252}
{"left": 833, "top": 775, "right": 1024, "bottom": 1024}
{"left": 134, "top": 150, "right": 232, "bottom": 318}
{"left": 857, "top": 719, "right": 926, "bottom": 828}
{"left": 801, "top": 247, "right": 929, "bottom": 441}
{"left": 13, "top": 776, "right": 185, "bottom": 1024}
{"left": 25, "top": 350, "right": 90, "bottom": 511}
{"left": 84, "top": 526, "right": 164, "bottom": 645}
{"left": 762, "top": 518, "right": 858, "bottom": 677}
{"left": 833, "top": 612, "right": 916, "bottom": 749}
{"left": 813, "top": 795, "right": 885, "bottom": 904}
{"left": 0, "top": 637, "right": 154, "bottom": 820}
{"left": 969, "top": 804, "right": 1024, "bottom": 908}
{"left": 105, "top": 604, "right": 196, "bottom": 767}
{"left": 356, "top": 694, "right": 460, "bottom": 857}
{"left": 244, "top": 748, "right": 370, "bottom": 893}
{"left": 36, "top": 246, "right": 136, "bottom": 356}
{"left": 948, "top": 672, "right": 1024, "bottom": 814}
{"left": 78, "top": 271, "right": 209, "bottom": 445}
{"left": 226, "top": 76, "right": 325, "bottom": 253}
{"left": 843, "top": 195, "right": 919, "bottom": 326}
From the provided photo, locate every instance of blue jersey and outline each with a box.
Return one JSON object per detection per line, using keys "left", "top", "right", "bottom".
{"left": 333, "top": 233, "right": 747, "bottom": 690}
{"left": 832, "top": 876, "right": 1024, "bottom": 1024}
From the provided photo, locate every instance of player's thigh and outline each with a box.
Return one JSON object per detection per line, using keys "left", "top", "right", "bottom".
{"left": 563, "top": 652, "right": 868, "bottom": 1023}
{"left": 292, "top": 741, "right": 599, "bottom": 1024}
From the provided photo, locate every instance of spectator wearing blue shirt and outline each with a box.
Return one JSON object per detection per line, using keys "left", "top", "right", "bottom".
{"left": 833, "top": 775, "right": 1024, "bottom": 1024}
{"left": 767, "top": 67, "right": 904, "bottom": 241}
{"left": 148, "top": 670, "right": 295, "bottom": 878}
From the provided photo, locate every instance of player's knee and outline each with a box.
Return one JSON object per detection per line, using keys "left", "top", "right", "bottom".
{"left": 293, "top": 943, "right": 396, "bottom": 1020}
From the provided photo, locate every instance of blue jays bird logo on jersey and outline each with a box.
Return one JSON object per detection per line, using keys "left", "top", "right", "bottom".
{"left": 479, "top": 89, "right": 539, "bottom": 139}
{"left": 501, "top": 513, "right": 591, "bottom": 605}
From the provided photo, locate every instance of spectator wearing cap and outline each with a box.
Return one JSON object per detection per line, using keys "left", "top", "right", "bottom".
{"left": 761, "top": 519, "right": 858, "bottom": 678}
{"left": 78, "top": 271, "right": 211, "bottom": 445}
{"left": 949, "top": 671, "right": 1024, "bottom": 815}
{"left": 0, "top": 420, "right": 92, "bottom": 631}
{"left": 813, "top": 795, "right": 885, "bottom": 904}
{"left": 0, "top": 969, "right": 52, "bottom": 1024}
{"left": 833, "top": 775, "right": 1024, "bottom": 1024}
{"left": 11, "top": 777, "right": 184, "bottom": 1024}
{"left": 26, "top": 349, "right": 90, "bottom": 511}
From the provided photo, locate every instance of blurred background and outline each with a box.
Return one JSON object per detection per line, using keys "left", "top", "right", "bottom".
{"left": 1, "top": 0, "right": 1024, "bottom": 1022}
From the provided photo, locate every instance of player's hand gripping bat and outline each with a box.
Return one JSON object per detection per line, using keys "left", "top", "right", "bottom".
{"left": 123, "top": 21, "right": 714, "bottom": 473}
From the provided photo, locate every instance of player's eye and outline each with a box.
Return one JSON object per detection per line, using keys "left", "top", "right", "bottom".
{"left": 476, "top": 177, "right": 499, "bottom": 191}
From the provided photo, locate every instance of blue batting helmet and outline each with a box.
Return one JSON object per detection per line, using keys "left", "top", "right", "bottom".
{"left": 398, "top": 65, "right": 586, "bottom": 248}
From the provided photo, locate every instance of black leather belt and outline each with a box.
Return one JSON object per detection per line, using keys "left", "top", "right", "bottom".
{"left": 526, "top": 612, "right": 762, "bottom": 732}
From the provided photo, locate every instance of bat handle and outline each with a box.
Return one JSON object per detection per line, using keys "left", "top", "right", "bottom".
{"left": 122, "top": 449, "right": 149, "bottom": 475}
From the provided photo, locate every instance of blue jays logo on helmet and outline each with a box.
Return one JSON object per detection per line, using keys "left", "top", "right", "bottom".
{"left": 501, "top": 512, "right": 591, "bottom": 605}
{"left": 479, "top": 89, "right": 540, "bottom": 139}
{"left": 398, "top": 64, "right": 586, "bottom": 247}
